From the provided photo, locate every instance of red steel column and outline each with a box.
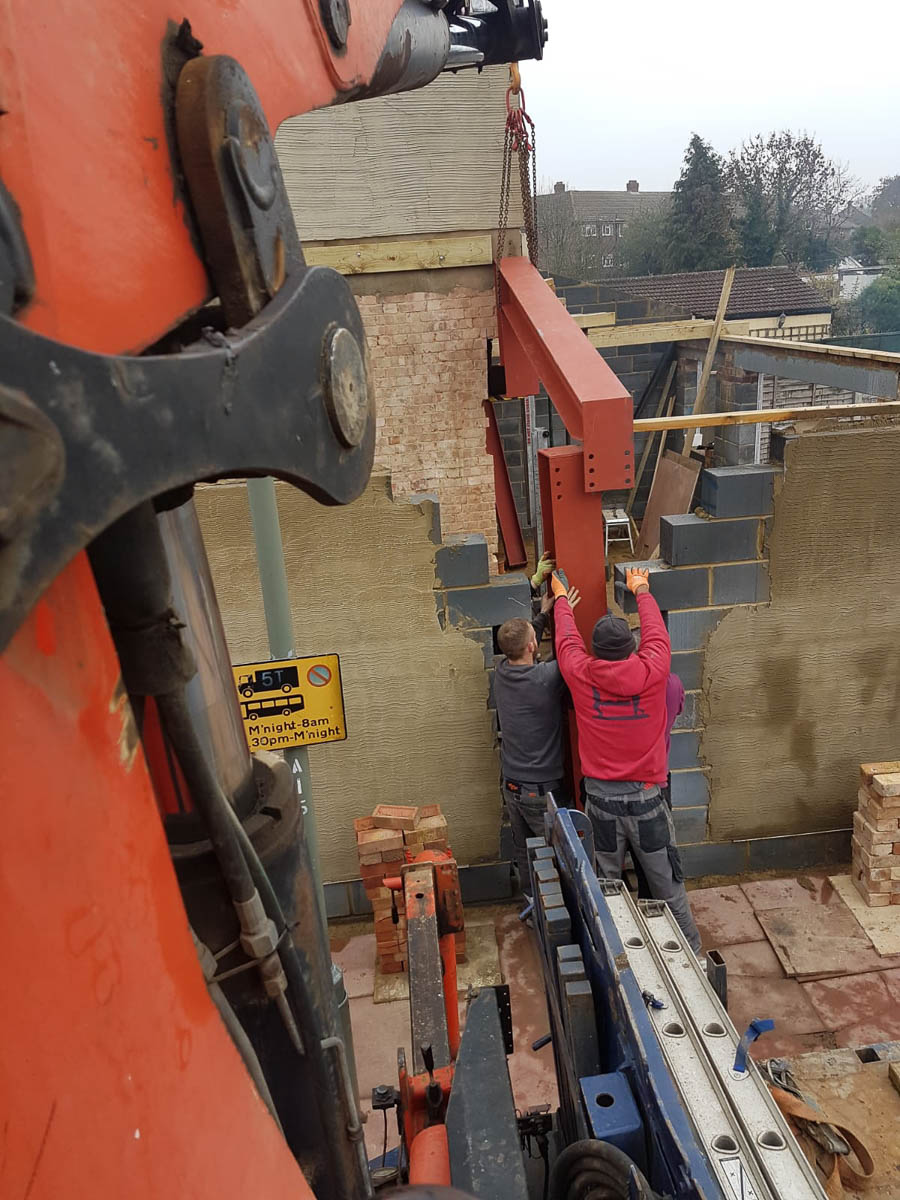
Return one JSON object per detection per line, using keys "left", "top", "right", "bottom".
{"left": 538, "top": 445, "right": 608, "bottom": 641}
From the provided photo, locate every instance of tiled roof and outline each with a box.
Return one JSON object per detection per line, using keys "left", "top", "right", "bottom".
{"left": 537, "top": 189, "right": 671, "bottom": 224}
{"left": 568, "top": 190, "right": 671, "bottom": 222}
{"left": 611, "top": 267, "right": 831, "bottom": 318}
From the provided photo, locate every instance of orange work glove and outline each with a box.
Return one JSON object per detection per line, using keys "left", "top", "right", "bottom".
{"left": 626, "top": 567, "right": 650, "bottom": 596}
{"left": 550, "top": 571, "right": 568, "bottom": 598}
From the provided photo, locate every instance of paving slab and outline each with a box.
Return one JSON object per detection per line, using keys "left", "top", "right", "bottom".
{"left": 831, "top": 875, "right": 900, "bottom": 956}
{"left": 688, "top": 884, "right": 767, "bottom": 947}
{"left": 802, "top": 972, "right": 897, "bottom": 1035}
{"left": 717, "top": 940, "right": 786, "bottom": 978}
{"left": 741, "top": 873, "right": 841, "bottom": 912}
{"left": 756, "top": 902, "right": 873, "bottom": 977}
{"left": 726, "top": 976, "right": 827, "bottom": 1042}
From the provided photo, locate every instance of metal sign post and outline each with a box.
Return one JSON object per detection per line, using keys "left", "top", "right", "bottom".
{"left": 246, "top": 476, "right": 359, "bottom": 1101}
{"left": 246, "top": 477, "right": 327, "bottom": 912}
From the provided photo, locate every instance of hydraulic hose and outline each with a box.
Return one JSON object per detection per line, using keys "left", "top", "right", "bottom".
{"left": 208, "top": 981, "right": 284, "bottom": 1133}
{"left": 549, "top": 1140, "right": 659, "bottom": 1200}
{"left": 156, "top": 690, "right": 256, "bottom": 904}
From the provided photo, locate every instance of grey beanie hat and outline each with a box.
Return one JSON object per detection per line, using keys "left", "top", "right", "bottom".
{"left": 591, "top": 614, "right": 637, "bottom": 661}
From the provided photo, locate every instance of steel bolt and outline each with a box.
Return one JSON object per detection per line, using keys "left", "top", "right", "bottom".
{"left": 320, "top": 0, "right": 351, "bottom": 49}
{"left": 321, "top": 325, "right": 370, "bottom": 448}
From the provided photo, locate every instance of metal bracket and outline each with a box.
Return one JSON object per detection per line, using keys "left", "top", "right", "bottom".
{"left": 0, "top": 265, "right": 374, "bottom": 649}
{"left": 0, "top": 54, "right": 377, "bottom": 650}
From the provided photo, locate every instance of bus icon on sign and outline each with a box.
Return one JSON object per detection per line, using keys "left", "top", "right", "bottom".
{"left": 242, "top": 695, "right": 305, "bottom": 721}
{"left": 238, "top": 666, "right": 300, "bottom": 698}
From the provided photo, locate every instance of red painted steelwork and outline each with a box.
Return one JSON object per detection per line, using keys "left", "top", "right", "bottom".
{"left": 538, "top": 446, "right": 609, "bottom": 644}
{"left": 0, "top": 554, "right": 307, "bottom": 1199}
{"left": 484, "top": 399, "right": 528, "bottom": 569}
{"left": 409, "top": 1125, "right": 452, "bottom": 1186}
{"left": 398, "top": 1062, "right": 454, "bottom": 1151}
{"left": 496, "top": 257, "right": 634, "bottom": 494}
{"left": 439, "top": 932, "right": 460, "bottom": 1060}
{"left": 1, "top": 1, "right": 407, "bottom": 354}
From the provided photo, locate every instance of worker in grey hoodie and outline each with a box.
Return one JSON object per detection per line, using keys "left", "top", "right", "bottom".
{"left": 493, "top": 582, "right": 580, "bottom": 897}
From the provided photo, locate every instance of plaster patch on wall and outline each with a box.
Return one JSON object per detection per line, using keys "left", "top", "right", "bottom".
{"left": 702, "top": 420, "right": 900, "bottom": 841}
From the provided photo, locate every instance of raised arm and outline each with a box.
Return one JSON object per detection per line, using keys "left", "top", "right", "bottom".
{"left": 550, "top": 573, "right": 587, "bottom": 681}
{"left": 626, "top": 567, "right": 671, "bottom": 685}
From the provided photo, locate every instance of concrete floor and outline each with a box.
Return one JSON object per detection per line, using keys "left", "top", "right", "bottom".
{"left": 332, "top": 871, "right": 900, "bottom": 1168}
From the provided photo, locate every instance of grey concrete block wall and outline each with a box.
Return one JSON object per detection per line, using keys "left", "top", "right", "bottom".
{"left": 660, "top": 514, "right": 762, "bottom": 566}
{"left": 673, "top": 690, "right": 699, "bottom": 731}
{"left": 700, "top": 465, "right": 777, "bottom": 517}
{"left": 712, "top": 562, "right": 770, "bottom": 605}
{"left": 445, "top": 574, "right": 532, "bottom": 629}
{"left": 669, "top": 769, "right": 709, "bottom": 808}
{"left": 435, "top": 533, "right": 491, "bottom": 588}
{"left": 670, "top": 731, "right": 700, "bottom": 770}
{"left": 673, "top": 806, "right": 708, "bottom": 844}
{"left": 671, "top": 650, "right": 702, "bottom": 690}
{"left": 614, "top": 561, "right": 710, "bottom": 613}
{"left": 666, "top": 607, "right": 730, "bottom": 652}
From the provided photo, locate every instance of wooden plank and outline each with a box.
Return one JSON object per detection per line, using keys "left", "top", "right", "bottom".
{"left": 681, "top": 265, "right": 735, "bottom": 454}
{"left": 588, "top": 319, "right": 715, "bottom": 348}
{"left": 304, "top": 233, "right": 494, "bottom": 275}
{"left": 625, "top": 360, "right": 676, "bottom": 515}
{"left": 634, "top": 399, "right": 900, "bottom": 432}
{"left": 570, "top": 311, "right": 615, "bottom": 330}
{"left": 636, "top": 451, "right": 701, "bottom": 560}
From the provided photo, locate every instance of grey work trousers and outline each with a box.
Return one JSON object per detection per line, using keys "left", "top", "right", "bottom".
{"left": 585, "top": 789, "right": 702, "bottom": 953}
{"left": 504, "top": 779, "right": 563, "bottom": 896}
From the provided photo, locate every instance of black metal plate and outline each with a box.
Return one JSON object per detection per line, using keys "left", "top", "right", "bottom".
{"left": 0, "top": 264, "right": 374, "bottom": 648}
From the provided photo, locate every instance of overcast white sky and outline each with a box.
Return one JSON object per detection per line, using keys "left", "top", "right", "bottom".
{"left": 521, "top": 0, "right": 900, "bottom": 196}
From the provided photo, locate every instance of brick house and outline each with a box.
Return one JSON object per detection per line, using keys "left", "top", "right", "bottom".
{"left": 537, "top": 181, "right": 670, "bottom": 278}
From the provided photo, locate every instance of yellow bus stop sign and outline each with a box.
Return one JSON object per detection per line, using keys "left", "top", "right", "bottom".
{"left": 232, "top": 654, "right": 346, "bottom": 751}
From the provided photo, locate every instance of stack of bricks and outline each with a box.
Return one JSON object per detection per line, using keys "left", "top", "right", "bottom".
{"left": 354, "top": 803, "right": 464, "bottom": 973}
{"left": 851, "top": 761, "right": 900, "bottom": 906}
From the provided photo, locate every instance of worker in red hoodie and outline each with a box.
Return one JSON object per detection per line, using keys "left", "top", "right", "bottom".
{"left": 550, "top": 566, "right": 701, "bottom": 953}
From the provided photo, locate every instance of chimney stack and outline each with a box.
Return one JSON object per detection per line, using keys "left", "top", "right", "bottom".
{"left": 626, "top": 180, "right": 639, "bottom": 193}
{"left": 553, "top": 181, "right": 565, "bottom": 194}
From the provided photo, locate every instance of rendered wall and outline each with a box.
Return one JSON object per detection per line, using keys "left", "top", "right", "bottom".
{"left": 276, "top": 66, "right": 520, "bottom": 242}
{"left": 616, "top": 420, "right": 900, "bottom": 878}
{"left": 195, "top": 475, "right": 504, "bottom": 884}
{"left": 704, "top": 422, "right": 900, "bottom": 841}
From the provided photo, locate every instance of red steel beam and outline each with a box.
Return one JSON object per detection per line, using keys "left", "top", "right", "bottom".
{"left": 538, "top": 445, "right": 608, "bottom": 644}
{"left": 484, "top": 399, "right": 528, "bottom": 569}
{"left": 497, "top": 256, "right": 634, "bottom": 495}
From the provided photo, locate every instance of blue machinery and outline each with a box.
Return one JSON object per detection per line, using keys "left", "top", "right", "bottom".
{"left": 529, "top": 801, "right": 828, "bottom": 1200}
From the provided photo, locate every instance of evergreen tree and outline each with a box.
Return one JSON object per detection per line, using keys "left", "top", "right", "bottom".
{"left": 665, "top": 134, "right": 735, "bottom": 272}
{"left": 859, "top": 273, "right": 900, "bottom": 333}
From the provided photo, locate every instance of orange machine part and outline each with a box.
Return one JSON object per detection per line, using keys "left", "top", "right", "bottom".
{"left": 0, "top": 552, "right": 310, "bottom": 1199}
{"left": 0, "top": 0, "right": 406, "bottom": 354}
{"left": 408, "top": 1125, "right": 452, "bottom": 1187}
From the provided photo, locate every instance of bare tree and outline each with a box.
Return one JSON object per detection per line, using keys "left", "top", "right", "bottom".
{"left": 728, "top": 132, "right": 861, "bottom": 270}
{"left": 536, "top": 180, "right": 587, "bottom": 279}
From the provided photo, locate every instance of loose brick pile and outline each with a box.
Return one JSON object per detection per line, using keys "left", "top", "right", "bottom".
{"left": 851, "top": 761, "right": 900, "bottom": 906}
{"left": 354, "top": 803, "right": 464, "bottom": 973}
